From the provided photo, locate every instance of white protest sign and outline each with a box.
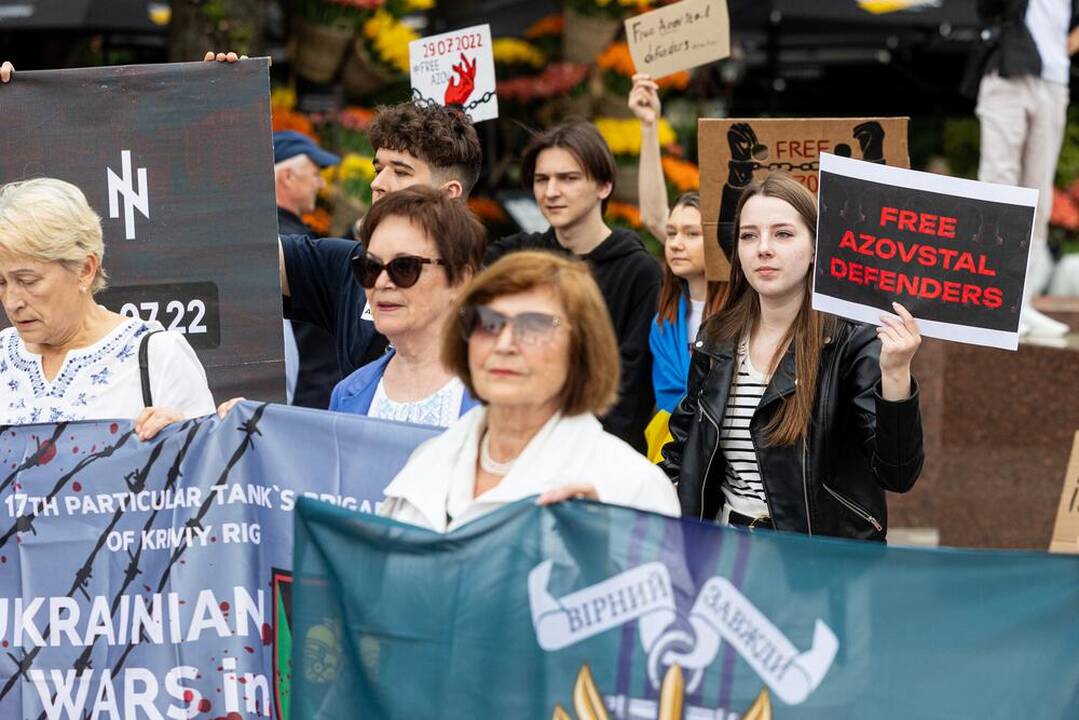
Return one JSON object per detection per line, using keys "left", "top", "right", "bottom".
{"left": 625, "top": 0, "right": 730, "bottom": 79}
{"left": 409, "top": 24, "right": 498, "bottom": 123}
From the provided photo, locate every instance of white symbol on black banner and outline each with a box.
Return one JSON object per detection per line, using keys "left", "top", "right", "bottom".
{"left": 106, "top": 150, "right": 149, "bottom": 240}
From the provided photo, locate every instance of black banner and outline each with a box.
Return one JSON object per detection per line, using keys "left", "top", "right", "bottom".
{"left": 814, "top": 155, "right": 1035, "bottom": 349}
{"left": 0, "top": 60, "right": 283, "bottom": 401}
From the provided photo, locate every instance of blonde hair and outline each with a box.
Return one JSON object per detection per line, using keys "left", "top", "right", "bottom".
{"left": 0, "top": 178, "right": 109, "bottom": 293}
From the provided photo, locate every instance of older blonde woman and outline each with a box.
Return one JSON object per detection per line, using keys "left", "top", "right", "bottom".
{"left": 0, "top": 178, "right": 215, "bottom": 437}
{"left": 380, "top": 251, "right": 679, "bottom": 532}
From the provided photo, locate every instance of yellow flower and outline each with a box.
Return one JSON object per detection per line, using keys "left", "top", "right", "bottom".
{"left": 271, "top": 86, "right": 297, "bottom": 111}
{"left": 492, "top": 38, "right": 546, "bottom": 68}
{"left": 594, "top": 117, "right": 676, "bottom": 156}
{"left": 339, "top": 153, "right": 376, "bottom": 183}
{"left": 406, "top": 0, "right": 435, "bottom": 8}
{"left": 363, "top": 10, "right": 418, "bottom": 74}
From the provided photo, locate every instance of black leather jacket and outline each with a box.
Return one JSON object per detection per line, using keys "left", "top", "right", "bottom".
{"left": 660, "top": 318, "right": 923, "bottom": 541}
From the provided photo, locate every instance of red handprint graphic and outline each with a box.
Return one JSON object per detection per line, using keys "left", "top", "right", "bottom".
{"left": 444, "top": 53, "right": 477, "bottom": 107}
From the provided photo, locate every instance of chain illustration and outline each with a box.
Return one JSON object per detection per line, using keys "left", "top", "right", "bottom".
{"left": 749, "top": 161, "right": 820, "bottom": 172}
{"left": 411, "top": 87, "right": 496, "bottom": 114}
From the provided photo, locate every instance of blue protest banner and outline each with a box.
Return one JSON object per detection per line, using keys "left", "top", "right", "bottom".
{"left": 293, "top": 499, "right": 1079, "bottom": 719}
{"left": 0, "top": 402, "right": 438, "bottom": 719}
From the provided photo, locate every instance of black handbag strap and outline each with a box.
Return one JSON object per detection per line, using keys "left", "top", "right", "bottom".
{"left": 138, "top": 330, "right": 163, "bottom": 408}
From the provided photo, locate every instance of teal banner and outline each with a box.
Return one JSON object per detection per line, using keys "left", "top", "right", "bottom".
{"left": 293, "top": 499, "right": 1079, "bottom": 718}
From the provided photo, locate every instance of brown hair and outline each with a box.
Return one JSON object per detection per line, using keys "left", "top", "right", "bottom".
{"left": 704, "top": 173, "right": 835, "bottom": 446}
{"left": 656, "top": 191, "right": 727, "bottom": 328}
{"left": 359, "top": 186, "right": 487, "bottom": 284}
{"left": 520, "top": 120, "right": 616, "bottom": 213}
{"left": 442, "top": 250, "right": 620, "bottom": 416}
{"left": 369, "top": 100, "right": 483, "bottom": 197}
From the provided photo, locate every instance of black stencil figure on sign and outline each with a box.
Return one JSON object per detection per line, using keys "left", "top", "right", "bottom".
{"left": 716, "top": 121, "right": 889, "bottom": 263}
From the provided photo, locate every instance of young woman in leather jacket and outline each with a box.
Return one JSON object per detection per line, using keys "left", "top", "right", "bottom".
{"left": 659, "top": 173, "right": 924, "bottom": 541}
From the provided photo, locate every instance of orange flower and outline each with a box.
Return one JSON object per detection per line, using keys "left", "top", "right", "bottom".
{"left": 605, "top": 200, "right": 642, "bottom": 227}
{"left": 595, "top": 41, "right": 691, "bottom": 88}
{"left": 596, "top": 42, "right": 637, "bottom": 77}
{"left": 272, "top": 108, "right": 317, "bottom": 140}
{"left": 1051, "top": 188, "right": 1079, "bottom": 231}
{"left": 525, "top": 13, "right": 564, "bottom": 38}
{"left": 339, "top": 106, "right": 376, "bottom": 131}
{"left": 661, "top": 155, "right": 700, "bottom": 192}
{"left": 303, "top": 207, "right": 333, "bottom": 236}
{"left": 657, "top": 69, "right": 690, "bottom": 90}
{"left": 468, "top": 196, "right": 508, "bottom": 223}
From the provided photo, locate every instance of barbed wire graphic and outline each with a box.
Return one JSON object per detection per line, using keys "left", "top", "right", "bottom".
{"left": 1, "top": 404, "right": 268, "bottom": 715}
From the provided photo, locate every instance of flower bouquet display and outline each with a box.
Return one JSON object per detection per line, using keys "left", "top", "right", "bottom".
{"left": 291, "top": 0, "right": 377, "bottom": 83}
{"left": 595, "top": 41, "right": 690, "bottom": 117}
{"left": 563, "top": 0, "right": 651, "bottom": 64}
{"left": 606, "top": 200, "right": 660, "bottom": 256}
{"left": 524, "top": 13, "right": 564, "bottom": 59}
{"left": 319, "top": 107, "right": 378, "bottom": 234}
{"left": 594, "top": 116, "right": 676, "bottom": 202}
{"left": 342, "top": 7, "right": 421, "bottom": 100}
{"left": 661, "top": 154, "right": 700, "bottom": 199}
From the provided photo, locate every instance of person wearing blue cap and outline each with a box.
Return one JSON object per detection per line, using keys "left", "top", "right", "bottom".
{"left": 273, "top": 130, "right": 339, "bottom": 237}
{"left": 273, "top": 131, "right": 344, "bottom": 410}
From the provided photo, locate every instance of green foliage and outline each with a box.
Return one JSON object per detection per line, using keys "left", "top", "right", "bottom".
{"left": 1055, "top": 107, "right": 1079, "bottom": 188}
{"left": 941, "top": 117, "right": 980, "bottom": 180}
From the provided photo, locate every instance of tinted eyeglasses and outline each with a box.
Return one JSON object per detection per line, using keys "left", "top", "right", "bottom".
{"left": 351, "top": 252, "right": 446, "bottom": 289}
{"left": 459, "top": 305, "right": 562, "bottom": 346}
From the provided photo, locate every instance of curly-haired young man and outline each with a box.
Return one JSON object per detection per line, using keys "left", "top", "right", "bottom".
{"left": 278, "top": 101, "right": 484, "bottom": 392}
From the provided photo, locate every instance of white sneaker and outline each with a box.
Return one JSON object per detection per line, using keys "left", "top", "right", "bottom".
{"left": 1019, "top": 305, "right": 1069, "bottom": 338}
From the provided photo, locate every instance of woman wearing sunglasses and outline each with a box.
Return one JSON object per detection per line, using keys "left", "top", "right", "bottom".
{"left": 660, "top": 173, "right": 924, "bottom": 540}
{"left": 326, "top": 186, "right": 487, "bottom": 427}
{"left": 379, "top": 251, "right": 679, "bottom": 532}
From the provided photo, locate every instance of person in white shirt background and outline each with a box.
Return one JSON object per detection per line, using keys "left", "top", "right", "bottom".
{"left": 971, "top": 0, "right": 1079, "bottom": 336}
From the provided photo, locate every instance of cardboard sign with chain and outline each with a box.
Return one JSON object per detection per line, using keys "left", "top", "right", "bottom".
{"left": 699, "top": 117, "right": 909, "bottom": 281}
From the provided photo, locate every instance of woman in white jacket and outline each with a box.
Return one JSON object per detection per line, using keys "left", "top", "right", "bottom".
{"left": 380, "top": 251, "right": 679, "bottom": 531}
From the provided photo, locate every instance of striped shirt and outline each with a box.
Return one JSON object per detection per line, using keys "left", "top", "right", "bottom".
{"left": 720, "top": 346, "right": 770, "bottom": 519}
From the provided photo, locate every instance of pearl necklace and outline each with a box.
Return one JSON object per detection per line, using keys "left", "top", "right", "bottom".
{"left": 479, "top": 432, "right": 516, "bottom": 476}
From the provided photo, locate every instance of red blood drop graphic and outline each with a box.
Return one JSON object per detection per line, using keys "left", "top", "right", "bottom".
{"left": 1, "top": 555, "right": 6, "bottom": 564}
{"left": 183, "top": 689, "right": 194, "bottom": 703}
{"left": 261, "top": 623, "right": 272, "bottom": 645}
{"left": 72, "top": 446, "right": 79, "bottom": 453}
{"left": 237, "top": 676, "right": 247, "bottom": 684}
{"left": 228, "top": 714, "right": 243, "bottom": 720}
{"left": 243, "top": 646, "right": 254, "bottom": 654}
{"left": 197, "top": 698, "right": 211, "bottom": 713}
{"left": 143, "top": 585, "right": 152, "bottom": 593}
{"left": 38, "top": 440, "right": 56, "bottom": 465}
{"left": 72, "top": 481, "right": 82, "bottom": 492}
{"left": 1, "top": 640, "right": 8, "bottom": 648}
{"left": 219, "top": 601, "right": 230, "bottom": 613}
{"left": 109, "top": 423, "right": 118, "bottom": 434}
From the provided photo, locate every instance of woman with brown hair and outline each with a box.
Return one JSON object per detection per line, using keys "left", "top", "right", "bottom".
{"left": 660, "top": 173, "right": 924, "bottom": 541}
{"left": 380, "top": 251, "right": 679, "bottom": 532}
{"left": 648, "top": 192, "right": 727, "bottom": 414}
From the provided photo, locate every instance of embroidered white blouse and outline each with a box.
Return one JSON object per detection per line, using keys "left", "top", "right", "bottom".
{"left": 0, "top": 318, "right": 215, "bottom": 425}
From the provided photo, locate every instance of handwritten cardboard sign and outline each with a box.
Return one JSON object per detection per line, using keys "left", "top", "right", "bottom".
{"left": 814, "top": 153, "right": 1036, "bottom": 350}
{"left": 625, "top": 0, "right": 730, "bottom": 79}
{"left": 1050, "top": 432, "right": 1079, "bottom": 554}
{"left": 409, "top": 24, "right": 498, "bottom": 123}
{"left": 699, "top": 117, "right": 909, "bottom": 282}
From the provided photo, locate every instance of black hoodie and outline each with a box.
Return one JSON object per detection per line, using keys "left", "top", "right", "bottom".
{"left": 486, "top": 228, "right": 662, "bottom": 453}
